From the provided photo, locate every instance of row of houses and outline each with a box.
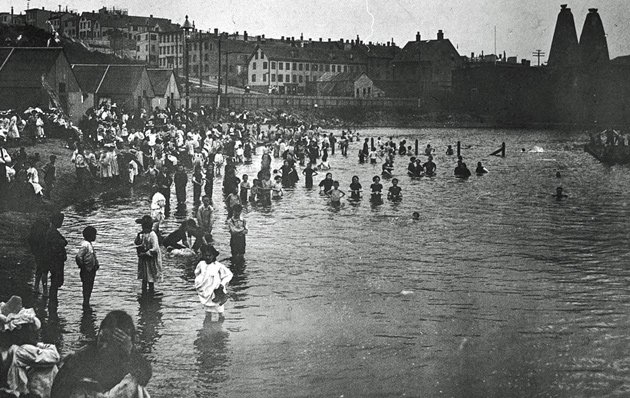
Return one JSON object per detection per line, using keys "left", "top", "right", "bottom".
{"left": 1, "top": 6, "right": 464, "bottom": 98}
{"left": 0, "top": 47, "right": 181, "bottom": 122}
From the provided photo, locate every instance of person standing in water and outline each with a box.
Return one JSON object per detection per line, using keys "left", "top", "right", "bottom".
{"left": 303, "top": 162, "right": 318, "bottom": 189}
{"left": 135, "top": 215, "right": 162, "bottom": 296}
{"left": 227, "top": 204, "right": 248, "bottom": 260}
{"left": 387, "top": 178, "right": 402, "bottom": 201}
{"left": 349, "top": 176, "right": 362, "bottom": 200}
{"left": 327, "top": 181, "right": 346, "bottom": 206}
{"left": 194, "top": 244, "right": 233, "bottom": 322}
{"left": 75, "top": 226, "right": 99, "bottom": 309}
{"left": 46, "top": 212, "right": 67, "bottom": 310}
{"left": 370, "top": 175, "right": 383, "bottom": 203}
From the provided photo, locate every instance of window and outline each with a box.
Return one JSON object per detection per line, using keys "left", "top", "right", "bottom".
{"left": 253, "top": 62, "right": 257, "bottom": 70}
{"left": 271, "top": 74, "right": 276, "bottom": 82}
{"left": 325, "top": 64, "right": 330, "bottom": 72}
{"left": 332, "top": 65, "right": 336, "bottom": 72}
{"left": 193, "top": 55, "right": 197, "bottom": 62}
{"left": 204, "top": 42, "right": 208, "bottom": 50}
{"left": 285, "top": 62, "right": 290, "bottom": 70}
{"left": 320, "top": 64, "right": 324, "bottom": 71}
{"left": 306, "top": 63, "right": 310, "bottom": 71}
{"left": 271, "top": 61, "right": 276, "bottom": 69}
{"left": 263, "top": 62, "right": 268, "bottom": 69}
{"left": 263, "top": 74, "right": 267, "bottom": 82}
{"left": 299, "top": 63, "right": 303, "bottom": 71}
{"left": 255, "top": 52, "right": 258, "bottom": 59}
{"left": 205, "top": 64, "right": 209, "bottom": 72}
{"left": 344, "top": 65, "right": 348, "bottom": 72}
{"left": 278, "top": 74, "right": 283, "bottom": 82}
{"left": 313, "top": 64, "right": 318, "bottom": 71}
{"left": 292, "top": 62, "right": 297, "bottom": 70}
{"left": 356, "top": 88, "right": 359, "bottom": 96}
{"left": 204, "top": 54, "right": 208, "bottom": 61}
{"left": 292, "top": 75, "right": 297, "bottom": 83}
{"left": 368, "top": 87, "right": 371, "bottom": 95}
{"left": 286, "top": 74, "right": 290, "bottom": 82}
{"left": 298, "top": 75, "right": 303, "bottom": 83}
{"left": 252, "top": 74, "right": 256, "bottom": 82}
{"left": 306, "top": 76, "right": 309, "bottom": 82}
{"left": 279, "top": 63, "right": 283, "bottom": 70}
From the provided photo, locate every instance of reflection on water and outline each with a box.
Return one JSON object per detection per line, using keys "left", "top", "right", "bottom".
{"left": 9, "top": 127, "right": 630, "bottom": 397}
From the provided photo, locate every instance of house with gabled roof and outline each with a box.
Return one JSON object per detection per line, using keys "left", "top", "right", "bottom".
{"left": 247, "top": 43, "right": 367, "bottom": 95}
{"left": 392, "top": 30, "right": 463, "bottom": 96}
{"left": 71, "top": 64, "right": 154, "bottom": 110}
{"left": 147, "top": 68, "right": 180, "bottom": 109}
{"left": 310, "top": 71, "right": 383, "bottom": 97}
{"left": 0, "top": 47, "right": 87, "bottom": 121}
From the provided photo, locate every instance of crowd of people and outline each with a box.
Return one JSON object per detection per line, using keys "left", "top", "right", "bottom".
{"left": 1, "top": 98, "right": 575, "bottom": 397}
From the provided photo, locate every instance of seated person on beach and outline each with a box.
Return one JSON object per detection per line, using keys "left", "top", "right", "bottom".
{"left": 553, "top": 187, "right": 568, "bottom": 200}
{"left": 51, "top": 310, "right": 151, "bottom": 398}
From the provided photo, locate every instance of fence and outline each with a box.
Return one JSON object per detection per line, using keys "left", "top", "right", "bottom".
{"left": 188, "top": 94, "right": 421, "bottom": 110}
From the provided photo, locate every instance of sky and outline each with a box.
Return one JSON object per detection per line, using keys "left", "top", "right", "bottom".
{"left": 12, "top": 0, "right": 630, "bottom": 60}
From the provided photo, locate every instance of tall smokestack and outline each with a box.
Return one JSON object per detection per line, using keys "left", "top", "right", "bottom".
{"left": 579, "top": 8, "right": 609, "bottom": 67}
{"left": 548, "top": 4, "right": 579, "bottom": 67}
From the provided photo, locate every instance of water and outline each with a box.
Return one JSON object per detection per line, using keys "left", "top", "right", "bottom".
{"left": 17, "top": 128, "right": 630, "bottom": 397}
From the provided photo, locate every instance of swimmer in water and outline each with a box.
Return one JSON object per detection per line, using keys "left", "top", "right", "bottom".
{"left": 446, "top": 145, "right": 454, "bottom": 156}
{"left": 475, "top": 162, "right": 488, "bottom": 175}
{"left": 387, "top": 178, "right": 402, "bottom": 201}
{"left": 553, "top": 186, "right": 568, "bottom": 200}
{"left": 370, "top": 175, "right": 383, "bottom": 203}
{"left": 349, "top": 175, "right": 362, "bottom": 200}
{"left": 327, "top": 181, "right": 345, "bottom": 206}
{"left": 412, "top": 211, "right": 420, "bottom": 220}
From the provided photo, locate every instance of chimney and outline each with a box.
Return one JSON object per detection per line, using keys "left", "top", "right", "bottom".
{"left": 256, "top": 35, "right": 260, "bottom": 42}
{"left": 579, "top": 8, "right": 609, "bottom": 66}
{"left": 262, "top": 34, "right": 265, "bottom": 39}
{"left": 351, "top": 40, "right": 355, "bottom": 45}
{"left": 150, "top": 14, "right": 153, "bottom": 18}
{"left": 471, "top": 52, "right": 475, "bottom": 59}
{"left": 387, "top": 41, "right": 390, "bottom": 47}
{"left": 437, "top": 30, "right": 444, "bottom": 40}
{"left": 244, "top": 31, "right": 248, "bottom": 41}
{"left": 416, "top": 32, "right": 421, "bottom": 42}
{"left": 281, "top": 35, "right": 284, "bottom": 41}
{"left": 11, "top": 6, "right": 14, "bottom": 16}
{"left": 356, "top": 34, "right": 360, "bottom": 43}
{"left": 214, "top": 28, "right": 218, "bottom": 35}
{"left": 300, "top": 33, "right": 303, "bottom": 41}
{"left": 328, "top": 38, "right": 331, "bottom": 42}
{"left": 319, "top": 38, "right": 322, "bottom": 42}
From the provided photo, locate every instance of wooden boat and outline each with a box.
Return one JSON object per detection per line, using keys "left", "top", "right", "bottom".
{"left": 584, "top": 129, "right": 630, "bottom": 164}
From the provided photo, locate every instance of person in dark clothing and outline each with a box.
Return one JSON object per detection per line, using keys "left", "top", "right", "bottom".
{"left": 319, "top": 172, "right": 334, "bottom": 195}
{"left": 42, "top": 154, "right": 56, "bottom": 199}
{"left": 75, "top": 226, "right": 99, "bottom": 308}
{"left": 50, "top": 310, "right": 152, "bottom": 398}
{"left": 46, "top": 212, "right": 67, "bottom": 310}
{"left": 174, "top": 165, "right": 188, "bottom": 206}
{"left": 362, "top": 138, "right": 370, "bottom": 156}
{"left": 156, "top": 166, "right": 173, "bottom": 217}
{"left": 329, "top": 133, "right": 337, "bottom": 155}
{"left": 204, "top": 162, "right": 214, "bottom": 198}
{"left": 29, "top": 217, "right": 50, "bottom": 296}
{"left": 302, "top": 162, "right": 317, "bottom": 189}
{"left": 454, "top": 160, "right": 472, "bottom": 178}
{"left": 192, "top": 165, "right": 204, "bottom": 206}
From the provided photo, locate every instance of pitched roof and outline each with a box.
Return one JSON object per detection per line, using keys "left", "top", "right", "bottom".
{"left": 255, "top": 43, "right": 367, "bottom": 64}
{"left": 98, "top": 65, "right": 147, "bottom": 95}
{"left": 71, "top": 64, "right": 149, "bottom": 95}
{"left": 147, "top": 68, "right": 174, "bottom": 96}
{"left": 393, "top": 39, "right": 460, "bottom": 63}
{"left": 317, "top": 71, "right": 365, "bottom": 83}
{"left": 0, "top": 47, "right": 63, "bottom": 88}
{"left": 72, "top": 64, "right": 108, "bottom": 92}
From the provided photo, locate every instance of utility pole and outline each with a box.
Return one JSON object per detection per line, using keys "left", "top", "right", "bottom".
{"left": 532, "top": 50, "right": 546, "bottom": 66}
{"left": 199, "top": 29, "right": 203, "bottom": 89}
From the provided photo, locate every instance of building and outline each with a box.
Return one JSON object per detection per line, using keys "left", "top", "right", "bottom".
{"left": 25, "top": 7, "right": 52, "bottom": 30}
{"left": 548, "top": 4, "right": 580, "bottom": 68}
{"left": 147, "top": 68, "right": 181, "bottom": 108}
{"left": 392, "top": 30, "right": 463, "bottom": 96}
{"left": 0, "top": 12, "right": 13, "bottom": 25}
{"left": 72, "top": 64, "right": 155, "bottom": 110}
{"left": 310, "top": 72, "right": 382, "bottom": 97}
{"left": 0, "top": 47, "right": 85, "bottom": 121}
{"left": 247, "top": 41, "right": 367, "bottom": 94}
